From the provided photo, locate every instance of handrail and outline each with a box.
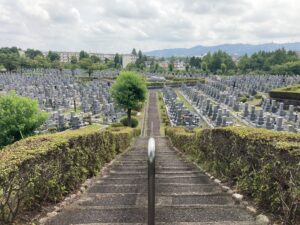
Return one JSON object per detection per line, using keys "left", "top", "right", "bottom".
{"left": 148, "top": 136, "right": 156, "bottom": 225}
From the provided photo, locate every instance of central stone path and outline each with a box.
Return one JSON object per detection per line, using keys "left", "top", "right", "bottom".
{"left": 46, "top": 90, "right": 256, "bottom": 225}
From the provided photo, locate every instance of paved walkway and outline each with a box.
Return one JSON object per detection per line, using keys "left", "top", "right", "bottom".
{"left": 46, "top": 90, "right": 256, "bottom": 225}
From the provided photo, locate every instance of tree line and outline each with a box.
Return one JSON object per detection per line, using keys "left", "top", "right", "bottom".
{"left": 1, "top": 47, "right": 299, "bottom": 75}
{"left": 127, "top": 48, "right": 300, "bottom": 75}
{"left": 0, "top": 47, "right": 123, "bottom": 76}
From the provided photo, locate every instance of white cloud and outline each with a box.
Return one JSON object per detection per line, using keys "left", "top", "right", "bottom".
{"left": 0, "top": 0, "right": 299, "bottom": 53}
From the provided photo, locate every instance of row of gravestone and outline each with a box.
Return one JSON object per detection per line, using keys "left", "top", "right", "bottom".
{"left": 181, "top": 79, "right": 299, "bottom": 132}
{"left": 181, "top": 84, "right": 233, "bottom": 128}
{"left": 162, "top": 87, "right": 201, "bottom": 127}
{"left": 208, "top": 75, "right": 300, "bottom": 99}
{"left": 18, "top": 68, "right": 120, "bottom": 78}
{"left": 0, "top": 71, "right": 125, "bottom": 132}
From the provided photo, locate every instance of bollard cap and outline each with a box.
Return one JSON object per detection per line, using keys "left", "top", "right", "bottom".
{"left": 148, "top": 137, "right": 155, "bottom": 163}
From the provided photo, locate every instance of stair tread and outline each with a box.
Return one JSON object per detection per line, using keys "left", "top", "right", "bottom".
{"left": 46, "top": 206, "right": 254, "bottom": 224}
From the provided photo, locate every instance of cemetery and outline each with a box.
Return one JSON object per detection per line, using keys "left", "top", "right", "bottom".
{"left": 156, "top": 75, "right": 300, "bottom": 134}
{"left": 0, "top": 69, "right": 126, "bottom": 134}
{"left": 161, "top": 86, "right": 201, "bottom": 127}
{"left": 0, "top": 71, "right": 300, "bottom": 225}
{"left": 1, "top": 0, "right": 300, "bottom": 223}
{"left": 0, "top": 70, "right": 300, "bottom": 225}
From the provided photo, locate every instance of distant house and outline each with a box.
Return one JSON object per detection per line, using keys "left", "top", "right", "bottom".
{"left": 159, "top": 61, "right": 169, "bottom": 70}
{"left": 174, "top": 61, "right": 186, "bottom": 70}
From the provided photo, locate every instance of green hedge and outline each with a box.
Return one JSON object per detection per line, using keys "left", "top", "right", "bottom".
{"left": 147, "top": 78, "right": 205, "bottom": 88}
{"left": 269, "top": 85, "right": 300, "bottom": 100}
{"left": 157, "top": 93, "right": 170, "bottom": 127}
{"left": 166, "top": 127, "right": 300, "bottom": 224}
{"left": 120, "top": 117, "right": 139, "bottom": 128}
{"left": 0, "top": 125, "right": 140, "bottom": 223}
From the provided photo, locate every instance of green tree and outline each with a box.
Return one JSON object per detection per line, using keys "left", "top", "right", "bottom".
{"left": 221, "top": 63, "right": 227, "bottom": 74}
{"left": 201, "top": 62, "right": 208, "bottom": 72}
{"left": 47, "top": 51, "right": 60, "bottom": 62}
{"left": 25, "top": 48, "right": 43, "bottom": 59}
{"left": 0, "top": 92, "right": 48, "bottom": 148}
{"left": 114, "top": 53, "right": 122, "bottom": 68}
{"left": 168, "top": 63, "right": 174, "bottom": 72}
{"left": 79, "top": 58, "right": 93, "bottom": 76}
{"left": 70, "top": 56, "right": 78, "bottom": 64}
{"left": 34, "top": 55, "right": 50, "bottom": 68}
{"left": 189, "top": 56, "right": 201, "bottom": 68}
{"left": 132, "top": 48, "right": 137, "bottom": 56}
{"left": 110, "top": 71, "right": 147, "bottom": 127}
{"left": 90, "top": 55, "right": 101, "bottom": 63}
{"left": 19, "top": 56, "right": 31, "bottom": 70}
{"left": 0, "top": 53, "right": 20, "bottom": 72}
{"left": 79, "top": 50, "right": 89, "bottom": 60}
{"left": 271, "top": 61, "right": 300, "bottom": 75}
{"left": 138, "top": 50, "right": 143, "bottom": 60}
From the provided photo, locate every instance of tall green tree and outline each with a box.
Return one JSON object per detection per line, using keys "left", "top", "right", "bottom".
{"left": 90, "top": 55, "right": 101, "bottom": 63}
{"left": 0, "top": 92, "right": 48, "bottom": 148}
{"left": 79, "top": 58, "right": 93, "bottom": 76}
{"left": 0, "top": 53, "right": 20, "bottom": 72}
{"left": 79, "top": 50, "right": 89, "bottom": 60}
{"left": 138, "top": 50, "right": 143, "bottom": 60}
{"left": 110, "top": 71, "right": 147, "bottom": 127}
{"left": 70, "top": 56, "right": 78, "bottom": 64}
{"left": 114, "top": 53, "right": 122, "bottom": 68}
{"left": 25, "top": 48, "right": 43, "bottom": 59}
{"left": 34, "top": 55, "right": 50, "bottom": 69}
{"left": 47, "top": 51, "right": 60, "bottom": 62}
{"left": 132, "top": 48, "right": 137, "bottom": 56}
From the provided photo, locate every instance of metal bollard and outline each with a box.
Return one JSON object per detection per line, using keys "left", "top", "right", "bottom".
{"left": 148, "top": 137, "right": 155, "bottom": 225}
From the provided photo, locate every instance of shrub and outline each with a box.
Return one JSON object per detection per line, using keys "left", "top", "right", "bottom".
{"left": 0, "top": 92, "right": 48, "bottom": 148}
{"left": 110, "top": 123, "right": 124, "bottom": 127}
{"left": 147, "top": 78, "right": 205, "bottom": 88}
{"left": 0, "top": 125, "right": 139, "bottom": 223}
{"left": 239, "top": 95, "right": 248, "bottom": 103}
{"left": 120, "top": 117, "right": 139, "bottom": 128}
{"left": 254, "top": 94, "right": 262, "bottom": 99}
{"left": 166, "top": 127, "right": 300, "bottom": 224}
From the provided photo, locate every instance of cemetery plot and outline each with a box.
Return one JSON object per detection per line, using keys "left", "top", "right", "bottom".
{"left": 0, "top": 70, "right": 125, "bottom": 133}
{"left": 161, "top": 87, "right": 201, "bottom": 127}
{"left": 174, "top": 75, "right": 300, "bottom": 132}
{"left": 19, "top": 68, "right": 120, "bottom": 79}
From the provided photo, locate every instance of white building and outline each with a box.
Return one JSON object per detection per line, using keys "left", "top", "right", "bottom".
{"left": 43, "top": 51, "right": 137, "bottom": 67}
{"left": 122, "top": 54, "right": 138, "bottom": 68}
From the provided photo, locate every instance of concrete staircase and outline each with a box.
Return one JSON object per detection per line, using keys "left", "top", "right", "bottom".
{"left": 46, "top": 136, "right": 256, "bottom": 225}
{"left": 46, "top": 90, "right": 256, "bottom": 225}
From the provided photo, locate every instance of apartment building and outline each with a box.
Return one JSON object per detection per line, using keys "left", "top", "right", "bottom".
{"left": 43, "top": 51, "right": 137, "bottom": 68}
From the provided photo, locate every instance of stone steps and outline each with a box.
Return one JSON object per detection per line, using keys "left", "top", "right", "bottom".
{"left": 48, "top": 136, "right": 255, "bottom": 225}
{"left": 46, "top": 205, "right": 255, "bottom": 224}
{"left": 45, "top": 91, "right": 256, "bottom": 225}
{"left": 88, "top": 183, "right": 221, "bottom": 194}
{"left": 74, "top": 223, "right": 256, "bottom": 225}
{"left": 76, "top": 192, "right": 234, "bottom": 207}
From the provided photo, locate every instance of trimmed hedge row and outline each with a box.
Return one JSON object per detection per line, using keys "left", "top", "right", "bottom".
{"left": 147, "top": 78, "right": 205, "bottom": 88}
{"left": 269, "top": 85, "right": 300, "bottom": 100}
{"left": 166, "top": 127, "right": 300, "bottom": 224}
{"left": 0, "top": 125, "right": 140, "bottom": 223}
{"left": 157, "top": 93, "right": 170, "bottom": 128}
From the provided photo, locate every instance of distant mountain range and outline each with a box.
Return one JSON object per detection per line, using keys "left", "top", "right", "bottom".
{"left": 145, "top": 42, "right": 300, "bottom": 58}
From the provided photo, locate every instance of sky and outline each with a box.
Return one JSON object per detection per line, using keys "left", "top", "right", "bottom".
{"left": 0, "top": 0, "right": 300, "bottom": 53}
